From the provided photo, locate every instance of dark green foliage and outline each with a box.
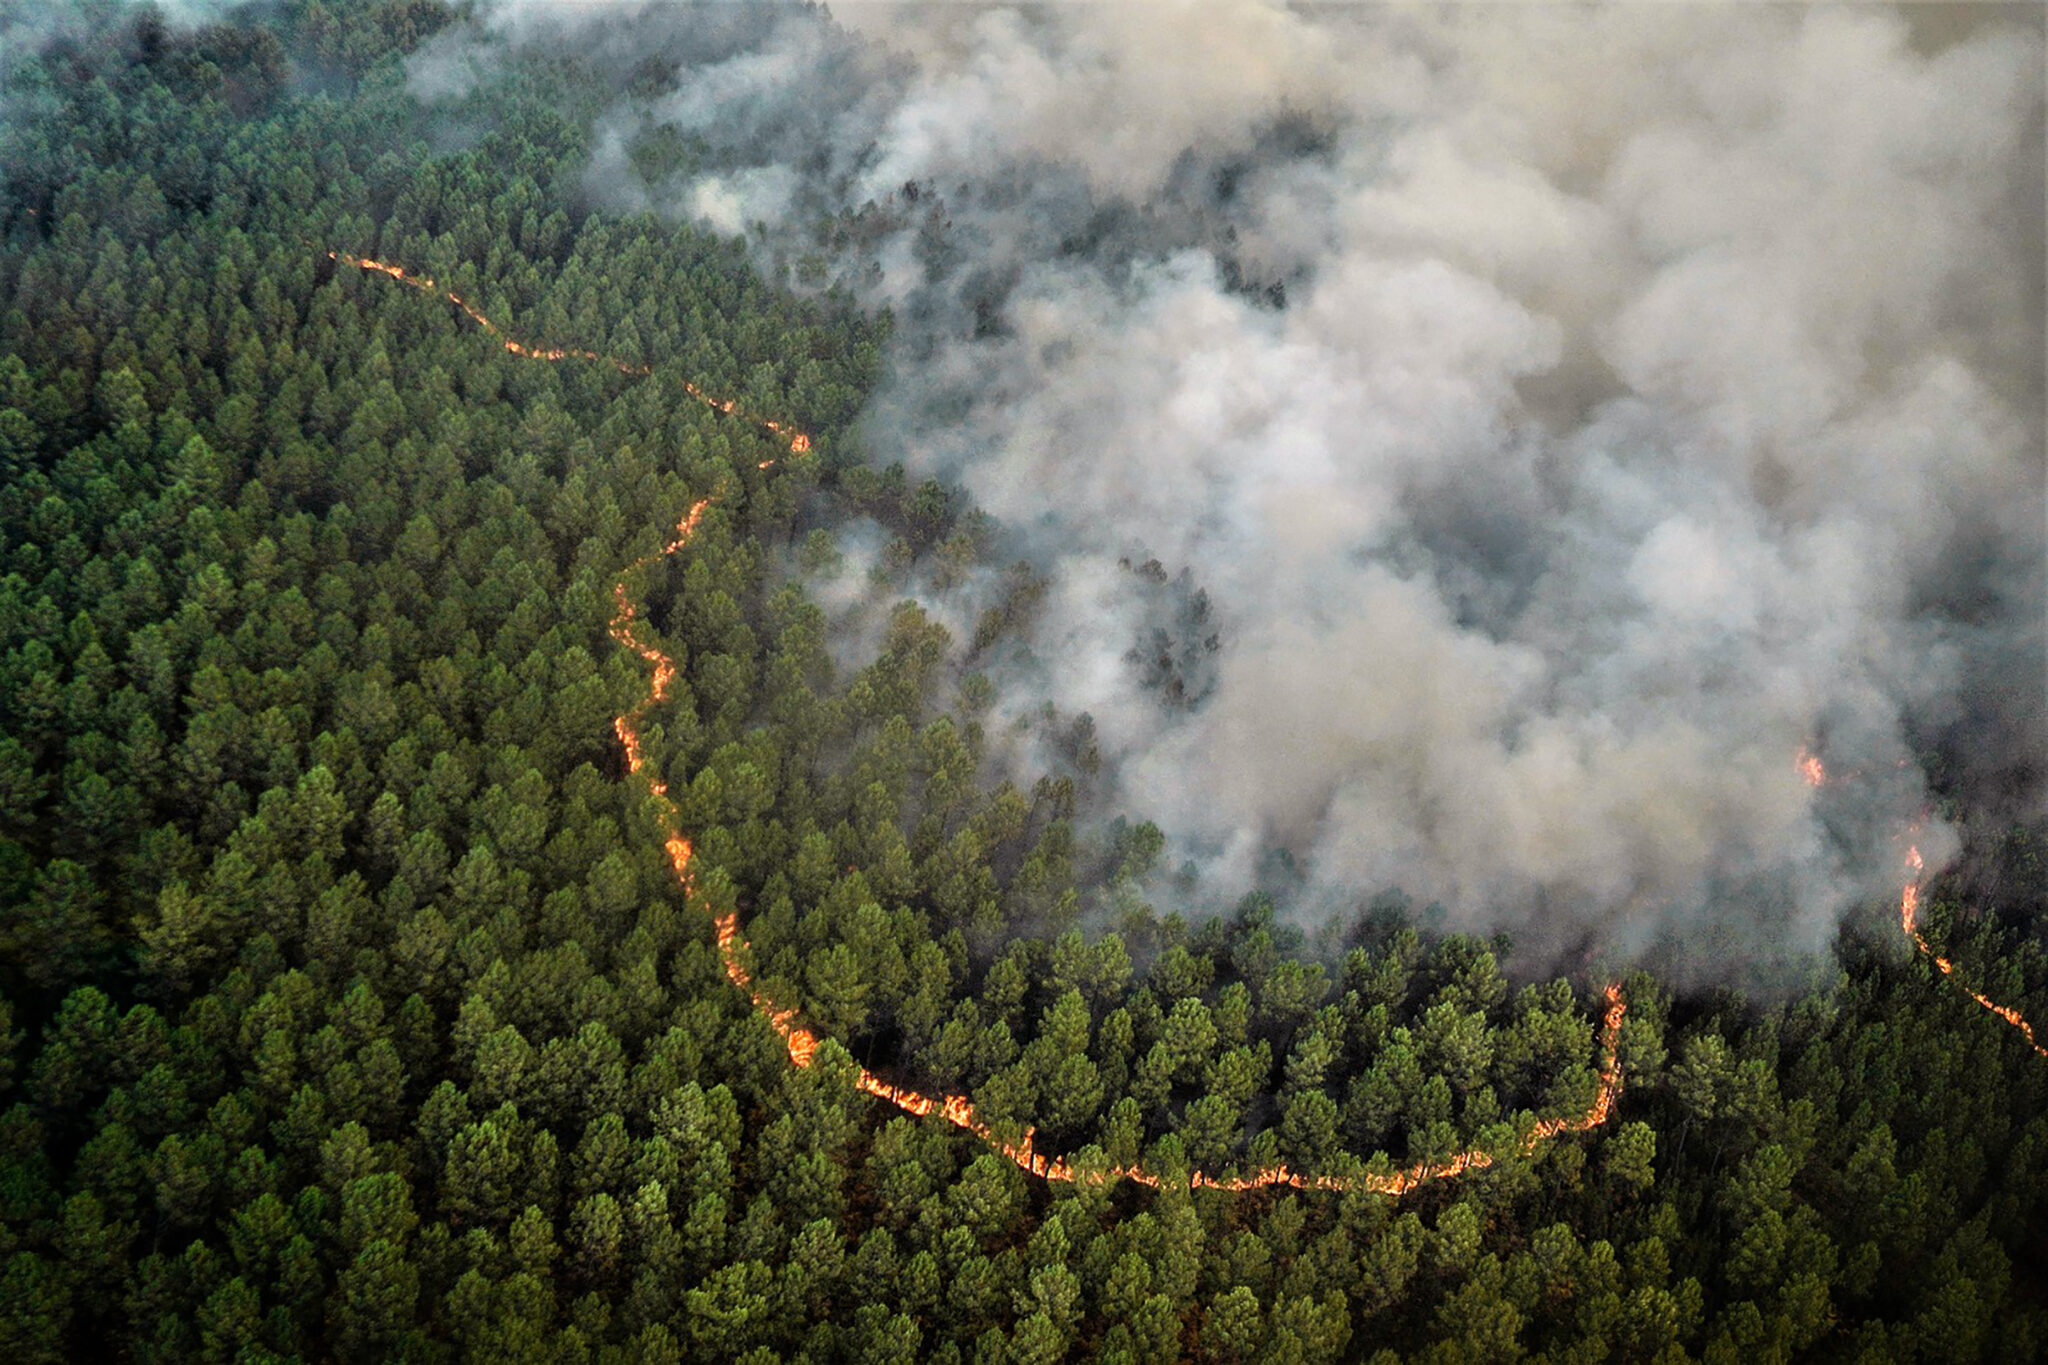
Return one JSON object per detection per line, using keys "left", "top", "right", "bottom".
{"left": 0, "top": 7, "right": 2042, "bottom": 1362}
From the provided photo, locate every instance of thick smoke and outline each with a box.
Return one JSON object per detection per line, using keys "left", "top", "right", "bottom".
{"left": 411, "top": 2, "right": 2045, "bottom": 983}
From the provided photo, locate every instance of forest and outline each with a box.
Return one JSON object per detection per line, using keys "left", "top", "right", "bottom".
{"left": 0, "top": 4, "right": 2044, "bottom": 1361}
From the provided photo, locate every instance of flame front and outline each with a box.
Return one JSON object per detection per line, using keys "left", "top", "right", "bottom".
{"left": 1801, "top": 752, "right": 2045, "bottom": 1060}
{"left": 610, "top": 500, "right": 1625, "bottom": 1192}
{"left": 1897, "top": 841, "right": 2046, "bottom": 1058}
{"left": 329, "top": 251, "right": 810, "bottom": 455}
{"left": 343, "top": 247, "right": 1627, "bottom": 1195}
{"left": 602, "top": 487, "right": 1627, "bottom": 1197}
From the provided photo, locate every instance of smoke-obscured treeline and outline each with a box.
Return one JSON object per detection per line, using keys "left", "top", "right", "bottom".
{"left": 0, "top": 3, "right": 2043, "bottom": 1361}
{"left": 394, "top": 0, "right": 2048, "bottom": 988}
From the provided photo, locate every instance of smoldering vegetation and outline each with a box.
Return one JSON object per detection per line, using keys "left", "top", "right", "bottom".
{"left": 409, "top": 1, "right": 2046, "bottom": 986}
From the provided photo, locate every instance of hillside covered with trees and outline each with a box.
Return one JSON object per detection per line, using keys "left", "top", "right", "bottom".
{"left": 0, "top": 5, "right": 2044, "bottom": 1361}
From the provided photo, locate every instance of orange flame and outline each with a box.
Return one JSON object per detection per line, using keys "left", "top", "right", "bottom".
{"left": 1897, "top": 840, "right": 2046, "bottom": 1059}
{"left": 329, "top": 251, "right": 811, "bottom": 455}
{"left": 604, "top": 483, "right": 1627, "bottom": 1198}
{"left": 1798, "top": 750, "right": 2044, "bottom": 1060}
{"left": 343, "top": 246, "right": 1629, "bottom": 1195}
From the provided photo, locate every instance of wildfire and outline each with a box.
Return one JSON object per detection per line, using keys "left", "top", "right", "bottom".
{"left": 1897, "top": 840, "right": 2046, "bottom": 1059}
{"left": 343, "top": 245, "right": 1630, "bottom": 1196}
{"left": 1800, "top": 751, "right": 2045, "bottom": 1060}
{"left": 329, "top": 251, "right": 810, "bottom": 455}
{"left": 602, "top": 472, "right": 1628, "bottom": 1199}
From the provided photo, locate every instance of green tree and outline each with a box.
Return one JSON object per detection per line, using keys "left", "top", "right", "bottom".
{"left": 331, "top": 1239, "right": 418, "bottom": 1359}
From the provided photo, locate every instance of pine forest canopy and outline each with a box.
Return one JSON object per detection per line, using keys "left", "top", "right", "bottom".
{"left": 0, "top": 4, "right": 2042, "bottom": 1363}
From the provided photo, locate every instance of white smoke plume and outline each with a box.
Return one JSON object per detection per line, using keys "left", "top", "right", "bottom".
{"left": 412, "top": 2, "right": 2045, "bottom": 982}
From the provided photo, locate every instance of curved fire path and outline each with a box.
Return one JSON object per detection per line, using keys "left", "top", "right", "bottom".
{"left": 327, "top": 251, "right": 810, "bottom": 461}
{"left": 337, "top": 248, "right": 1630, "bottom": 1193}
{"left": 1899, "top": 846, "right": 2046, "bottom": 1057}
{"left": 1799, "top": 752, "right": 2046, "bottom": 1059}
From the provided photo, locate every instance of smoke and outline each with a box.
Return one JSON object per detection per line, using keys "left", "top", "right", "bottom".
{"left": 2, "top": 2, "right": 293, "bottom": 128}
{"left": 412, "top": 2, "right": 2045, "bottom": 983}
{"left": 0, "top": 0, "right": 241, "bottom": 58}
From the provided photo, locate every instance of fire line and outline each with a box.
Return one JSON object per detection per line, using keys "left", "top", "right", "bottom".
{"left": 339, "top": 248, "right": 1629, "bottom": 1194}
{"left": 1897, "top": 844, "right": 2047, "bottom": 1057}
{"left": 1801, "top": 750, "right": 2045, "bottom": 1059}
{"left": 328, "top": 251, "right": 809, "bottom": 458}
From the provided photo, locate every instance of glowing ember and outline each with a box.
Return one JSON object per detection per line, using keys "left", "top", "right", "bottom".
{"left": 329, "top": 251, "right": 811, "bottom": 455}
{"left": 1897, "top": 839, "right": 2046, "bottom": 1059}
{"left": 1799, "top": 748, "right": 2044, "bottom": 1060}
{"left": 602, "top": 477, "right": 1629, "bottom": 1197}
{"left": 344, "top": 246, "right": 1628, "bottom": 1195}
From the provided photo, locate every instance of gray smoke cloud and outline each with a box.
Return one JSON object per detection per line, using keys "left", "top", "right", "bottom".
{"left": 2, "top": 1, "right": 275, "bottom": 121}
{"left": 411, "top": 2, "right": 2045, "bottom": 983}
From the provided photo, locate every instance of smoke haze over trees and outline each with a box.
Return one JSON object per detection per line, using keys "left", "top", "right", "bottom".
{"left": 408, "top": 0, "right": 2047, "bottom": 983}
{"left": 0, "top": 3, "right": 2046, "bottom": 1360}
